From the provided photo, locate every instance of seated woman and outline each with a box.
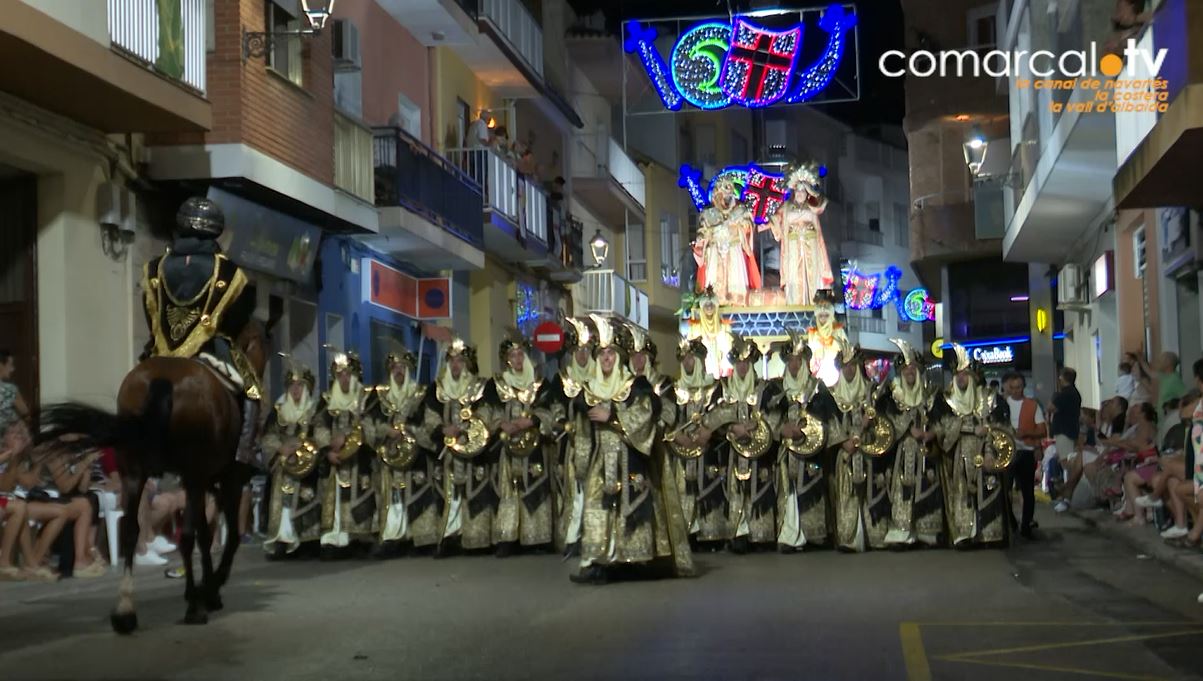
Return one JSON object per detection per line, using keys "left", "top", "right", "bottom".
{"left": 1156, "top": 392, "right": 1202, "bottom": 539}
{"left": 1111, "top": 402, "right": 1161, "bottom": 524}
{"left": 12, "top": 443, "right": 106, "bottom": 578}
{"left": 1056, "top": 397, "right": 1128, "bottom": 511}
{"left": 0, "top": 426, "right": 29, "bottom": 580}
{"left": 0, "top": 429, "right": 67, "bottom": 581}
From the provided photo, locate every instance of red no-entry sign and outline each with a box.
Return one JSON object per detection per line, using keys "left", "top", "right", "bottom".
{"left": 533, "top": 321, "right": 564, "bottom": 353}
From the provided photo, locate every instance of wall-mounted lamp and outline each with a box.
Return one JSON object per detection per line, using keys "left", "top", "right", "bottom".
{"left": 243, "top": 0, "right": 336, "bottom": 61}
{"left": 589, "top": 229, "right": 610, "bottom": 267}
{"left": 1036, "top": 307, "right": 1049, "bottom": 333}
{"left": 963, "top": 125, "right": 988, "bottom": 176}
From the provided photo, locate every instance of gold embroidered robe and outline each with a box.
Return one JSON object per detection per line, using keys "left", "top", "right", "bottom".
{"left": 828, "top": 393, "right": 891, "bottom": 552}
{"left": 366, "top": 382, "right": 442, "bottom": 548}
{"left": 494, "top": 379, "right": 555, "bottom": 548}
{"left": 773, "top": 380, "right": 832, "bottom": 548}
{"left": 261, "top": 396, "right": 326, "bottom": 553}
{"left": 704, "top": 379, "right": 783, "bottom": 545}
{"left": 884, "top": 383, "right": 944, "bottom": 547}
{"left": 318, "top": 389, "right": 377, "bottom": 547}
{"left": 938, "top": 393, "right": 1014, "bottom": 547}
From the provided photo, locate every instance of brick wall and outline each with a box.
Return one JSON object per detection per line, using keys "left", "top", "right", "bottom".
{"left": 150, "top": 0, "right": 335, "bottom": 186}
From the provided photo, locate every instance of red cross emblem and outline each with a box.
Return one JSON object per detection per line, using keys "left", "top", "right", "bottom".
{"left": 741, "top": 167, "right": 790, "bottom": 224}
{"left": 721, "top": 19, "right": 802, "bottom": 107}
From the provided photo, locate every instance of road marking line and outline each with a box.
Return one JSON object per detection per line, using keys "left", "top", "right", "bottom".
{"left": 899, "top": 622, "right": 931, "bottom": 681}
{"left": 933, "top": 656, "right": 1170, "bottom": 681}
{"left": 937, "top": 628, "right": 1203, "bottom": 659}
{"left": 913, "top": 621, "right": 1192, "bottom": 627}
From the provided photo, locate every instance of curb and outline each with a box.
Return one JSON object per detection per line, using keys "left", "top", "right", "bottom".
{"left": 1071, "top": 508, "right": 1203, "bottom": 582}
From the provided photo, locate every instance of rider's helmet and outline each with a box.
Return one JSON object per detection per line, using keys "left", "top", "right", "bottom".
{"left": 175, "top": 196, "right": 225, "bottom": 240}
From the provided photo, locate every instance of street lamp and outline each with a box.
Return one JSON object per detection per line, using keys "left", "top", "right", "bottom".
{"left": 589, "top": 230, "right": 610, "bottom": 267}
{"left": 962, "top": 125, "right": 988, "bottom": 176}
{"left": 243, "top": 0, "right": 337, "bottom": 61}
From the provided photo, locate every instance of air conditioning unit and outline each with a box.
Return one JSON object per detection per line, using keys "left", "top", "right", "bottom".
{"left": 331, "top": 19, "right": 361, "bottom": 72}
{"left": 97, "top": 182, "right": 137, "bottom": 235}
{"left": 1057, "top": 263, "right": 1088, "bottom": 309}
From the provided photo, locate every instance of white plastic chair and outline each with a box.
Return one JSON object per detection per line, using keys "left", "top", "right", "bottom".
{"left": 95, "top": 490, "right": 123, "bottom": 571}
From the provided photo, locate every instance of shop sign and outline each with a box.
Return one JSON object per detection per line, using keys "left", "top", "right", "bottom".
{"left": 365, "top": 258, "right": 451, "bottom": 320}
{"left": 972, "top": 345, "right": 1015, "bottom": 365}
{"left": 210, "top": 187, "right": 320, "bottom": 283}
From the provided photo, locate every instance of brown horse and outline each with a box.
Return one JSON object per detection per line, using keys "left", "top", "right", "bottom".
{"left": 38, "top": 321, "right": 267, "bottom": 633}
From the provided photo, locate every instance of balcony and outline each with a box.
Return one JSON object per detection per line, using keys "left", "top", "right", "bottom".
{"left": 572, "top": 131, "right": 645, "bottom": 228}
{"left": 108, "top": 0, "right": 206, "bottom": 93}
{"left": 334, "top": 112, "right": 374, "bottom": 203}
{"left": 479, "top": 0, "right": 543, "bottom": 79}
{"left": 0, "top": 0, "right": 210, "bottom": 131}
{"left": 369, "top": 127, "right": 486, "bottom": 271}
{"left": 527, "top": 207, "right": 585, "bottom": 283}
{"left": 580, "top": 269, "right": 650, "bottom": 329}
{"left": 842, "top": 223, "right": 885, "bottom": 247}
{"left": 448, "top": 146, "right": 550, "bottom": 261}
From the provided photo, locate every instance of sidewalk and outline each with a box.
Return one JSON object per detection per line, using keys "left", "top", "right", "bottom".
{"left": 1068, "top": 506, "right": 1203, "bottom": 582}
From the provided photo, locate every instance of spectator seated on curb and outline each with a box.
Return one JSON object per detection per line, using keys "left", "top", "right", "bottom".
{"left": 1113, "top": 402, "right": 1161, "bottom": 525}
{"left": 1135, "top": 392, "right": 1198, "bottom": 536}
{"left": 13, "top": 442, "right": 107, "bottom": 578}
{"left": 0, "top": 428, "right": 68, "bottom": 581}
{"left": 1055, "top": 397, "right": 1128, "bottom": 512}
{"left": 1165, "top": 360, "right": 1203, "bottom": 546}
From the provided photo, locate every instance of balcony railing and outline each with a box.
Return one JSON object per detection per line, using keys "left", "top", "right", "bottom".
{"left": 334, "top": 111, "right": 374, "bottom": 203}
{"left": 373, "top": 127, "right": 485, "bottom": 248}
{"left": 573, "top": 131, "right": 646, "bottom": 210}
{"left": 447, "top": 147, "right": 548, "bottom": 244}
{"left": 846, "top": 315, "right": 887, "bottom": 335}
{"left": 843, "top": 223, "right": 885, "bottom": 246}
{"left": 581, "top": 269, "right": 649, "bottom": 329}
{"left": 558, "top": 214, "right": 584, "bottom": 271}
{"left": 480, "top": 0, "right": 544, "bottom": 78}
{"left": 108, "top": 0, "right": 206, "bottom": 93}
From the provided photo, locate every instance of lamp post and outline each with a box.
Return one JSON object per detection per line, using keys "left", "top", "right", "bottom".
{"left": 589, "top": 229, "right": 610, "bottom": 268}
{"left": 243, "top": 0, "right": 337, "bottom": 61}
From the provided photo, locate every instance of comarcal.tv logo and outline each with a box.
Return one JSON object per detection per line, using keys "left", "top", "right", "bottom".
{"left": 879, "top": 40, "right": 1170, "bottom": 111}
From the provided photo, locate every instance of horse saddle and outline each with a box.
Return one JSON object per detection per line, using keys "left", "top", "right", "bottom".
{"left": 197, "top": 352, "right": 246, "bottom": 394}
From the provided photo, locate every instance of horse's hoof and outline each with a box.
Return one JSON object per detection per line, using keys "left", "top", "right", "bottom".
{"left": 111, "top": 611, "right": 138, "bottom": 635}
{"left": 183, "top": 609, "right": 209, "bottom": 625}
{"left": 205, "top": 594, "right": 224, "bottom": 612}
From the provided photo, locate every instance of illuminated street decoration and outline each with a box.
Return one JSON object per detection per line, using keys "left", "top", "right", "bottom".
{"left": 902, "top": 287, "right": 936, "bottom": 322}
{"left": 721, "top": 19, "right": 801, "bottom": 108}
{"left": 624, "top": 3, "right": 858, "bottom": 112}
{"left": 842, "top": 264, "right": 935, "bottom": 323}
{"left": 680, "top": 163, "right": 802, "bottom": 224}
{"left": 741, "top": 166, "right": 791, "bottom": 223}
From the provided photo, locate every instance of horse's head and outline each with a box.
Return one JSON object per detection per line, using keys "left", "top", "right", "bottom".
{"left": 237, "top": 320, "right": 269, "bottom": 379}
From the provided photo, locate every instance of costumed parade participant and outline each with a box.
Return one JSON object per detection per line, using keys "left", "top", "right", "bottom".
{"left": 685, "top": 287, "right": 734, "bottom": 378}
{"left": 769, "top": 163, "right": 835, "bottom": 307}
{"left": 572, "top": 315, "right": 692, "bottom": 584}
{"left": 937, "top": 344, "right": 1016, "bottom": 547}
{"left": 882, "top": 339, "right": 943, "bottom": 548}
{"left": 493, "top": 331, "right": 555, "bottom": 556}
{"left": 367, "top": 342, "right": 440, "bottom": 557}
{"left": 704, "top": 335, "right": 782, "bottom": 553}
{"left": 424, "top": 338, "right": 499, "bottom": 556}
{"left": 770, "top": 330, "right": 833, "bottom": 552}
{"left": 318, "top": 349, "right": 376, "bottom": 557}
{"left": 693, "top": 176, "right": 761, "bottom": 306}
{"left": 261, "top": 358, "right": 324, "bottom": 558}
{"left": 550, "top": 317, "right": 596, "bottom": 555}
{"left": 664, "top": 338, "right": 720, "bottom": 543}
{"left": 828, "top": 341, "right": 894, "bottom": 552}
{"left": 806, "top": 290, "right": 850, "bottom": 387}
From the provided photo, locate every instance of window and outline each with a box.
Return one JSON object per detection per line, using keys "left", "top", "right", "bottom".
{"left": 659, "top": 213, "right": 681, "bottom": 288}
{"left": 866, "top": 201, "right": 881, "bottom": 232}
{"left": 967, "top": 4, "right": 997, "bottom": 54}
{"left": 627, "top": 222, "right": 647, "bottom": 282}
{"left": 695, "top": 125, "right": 717, "bottom": 166}
{"left": 730, "top": 131, "right": 749, "bottom": 165}
{"left": 894, "top": 203, "right": 909, "bottom": 248}
{"left": 1133, "top": 226, "right": 1146, "bottom": 279}
{"left": 871, "top": 306, "right": 884, "bottom": 320}
{"left": 266, "top": 0, "right": 303, "bottom": 86}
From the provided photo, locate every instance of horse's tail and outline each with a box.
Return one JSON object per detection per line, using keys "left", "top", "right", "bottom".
{"left": 38, "top": 379, "right": 173, "bottom": 459}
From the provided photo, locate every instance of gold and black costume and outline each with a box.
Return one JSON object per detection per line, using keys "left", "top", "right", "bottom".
{"left": 493, "top": 335, "right": 556, "bottom": 552}
{"left": 366, "top": 349, "right": 442, "bottom": 551}
{"left": 665, "top": 339, "right": 720, "bottom": 542}
{"left": 574, "top": 315, "right": 693, "bottom": 583}
{"left": 938, "top": 344, "right": 1015, "bottom": 547}
{"left": 883, "top": 339, "right": 944, "bottom": 547}
{"left": 318, "top": 351, "right": 377, "bottom": 549}
{"left": 769, "top": 333, "right": 833, "bottom": 550}
{"left": 704, "top": 335, "right": 782, "bottom": 551}
{"left": 262, "top": 361, "right": 325, "bottom": 555}
{"left": 421, "top": 339, "right": 502, "bottom": 552}
{"left": 828, "top": 343, "right": 892, "bottom": 552}
{"left": 548, "top": 317, "right": 597, "bottom": 553}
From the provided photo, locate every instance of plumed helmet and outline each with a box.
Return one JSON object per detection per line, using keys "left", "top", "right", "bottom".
{"left": 326, "top": 347, "right": 363, "bottom": 379}
{"left": 588, "top": 313, "right": 627, "bottom": 361}
{"left": 890, "top": 337, "right": 921, "bottom": 368}
{"left": 175, "top": 196, "right": 225, "bottom": 239}
{"left": 620, "top": 321, "right": 657, "bottom": 362}
{"left": 835, "top": 338, "right": 863, "bottom": 368}
{"left": 279, "top": 353, "right": 315, "bottom": 391}
{"left": 443, "top": 336, "right": 479, "bottom": 374}
{"left": 381, "top": 337, "right": 416, "bottom": 374}
{"left": 771, "top": 328, "right": 812, "bottom": 362}
{"left": 677, "top": 337, "right": 708, "bottom": 361}
{"left": 728, "top": 334, "right": 762, "bottom": 364}
{"left": 498, "top": 328, "right": 532, "bottom": 367}
{"left": 564, "top": 317, "right": 597, "bottom": 354}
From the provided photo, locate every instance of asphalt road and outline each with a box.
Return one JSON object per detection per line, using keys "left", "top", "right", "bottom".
{"left": 2, "top": 508, "right": 1202, "bottom": 681}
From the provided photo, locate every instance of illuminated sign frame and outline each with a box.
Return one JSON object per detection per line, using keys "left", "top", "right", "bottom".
{"left": 624, "top": 3, "right": 858, "bottom": 112}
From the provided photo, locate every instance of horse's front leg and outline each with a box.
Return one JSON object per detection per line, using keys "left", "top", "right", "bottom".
{"left": 210, "top": 466, "right": 248, "bottom": 609}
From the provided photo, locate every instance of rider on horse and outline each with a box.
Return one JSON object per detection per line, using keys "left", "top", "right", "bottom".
{"left": 140, "top": 196, "right": 263, "bottom": 465}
